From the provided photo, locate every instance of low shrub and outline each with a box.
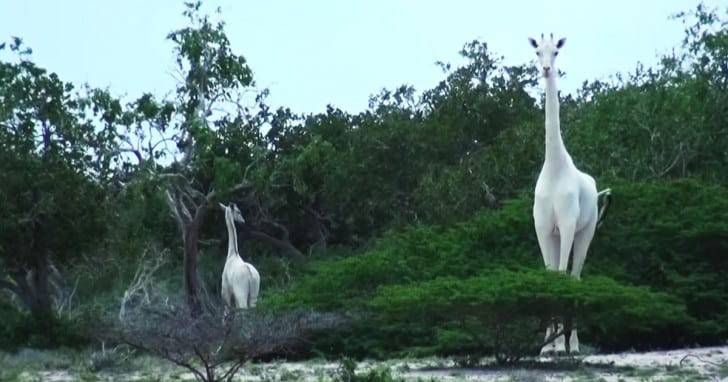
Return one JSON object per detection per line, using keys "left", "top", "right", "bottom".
{"left": 0, "top": 301, "right": 87, "bottom": 350}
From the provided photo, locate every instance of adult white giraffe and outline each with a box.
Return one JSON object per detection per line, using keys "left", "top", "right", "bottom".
{"left": 220, "top": 202, "right": 260, "bottom": 311}
{"left": 529, "top": 34, "right": 611, "bottom": 354}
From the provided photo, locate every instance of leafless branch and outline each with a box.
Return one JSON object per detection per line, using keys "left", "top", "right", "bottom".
{"left": 119, "top": 246, "right": 169, "bottom": 321}
{"left": 205, "top": 181, "right": 252, "bottom": 203}
{"left": 679, "top": 353, "right": 723, "bottom": 367}
{"left": 158, "top": 173, "right": 192, "bottom": 187}
{"left": 114, "top": 147, "right": 144, "bottom": 165}
{"left": 656, "top": 146, "right": 685, "bottom": 178}
{"left": 166, "top": 190, "right": 187, "bottom": 230}
{"left": 0, "top": 279, "right": 21, "bottom": 298}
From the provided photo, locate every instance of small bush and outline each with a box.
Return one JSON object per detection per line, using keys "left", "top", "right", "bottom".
{"left": 0, "top": 301, "right": 26, "bottom": 350}
{"left": 334, "top": 358, "right": 403, "bottom": 382}
{"left": 87, "top": 344, "right": 134, "bottom": 372}
{"left": 0, "top": 301, "right": 87, "bottom": 350}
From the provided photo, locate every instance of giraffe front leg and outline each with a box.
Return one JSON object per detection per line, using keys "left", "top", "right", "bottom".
{"left": 554, "top": 194, "right": 579, "bottom": 272}
{"left": 534, "top": 200, "right": 559, "bottom": 271}
{"left": 567, "top": 217, "right": 596, "bottom": 354}
{"left": 541, "top": 324, "right": 557, "bottom": 355}
{"left": 569, "top": 327, "right": 580, "bottom": 354}
{"left": 557, "top": 219, "right": 576, "bottom": 272}
{"left": 553, "top": 322, "right": 566, "bottom": 353}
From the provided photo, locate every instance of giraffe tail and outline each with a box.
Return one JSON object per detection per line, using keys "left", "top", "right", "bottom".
{"left": 596, "top": 188, "right": 612, "bottom": 229}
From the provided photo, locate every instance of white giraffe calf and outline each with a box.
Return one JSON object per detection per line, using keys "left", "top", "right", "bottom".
{"left": 220, "top": 202, "right": 260, "bottom": 311}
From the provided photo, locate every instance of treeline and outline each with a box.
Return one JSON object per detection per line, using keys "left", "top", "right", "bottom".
{"left": 0, "top": 2, "right": 726, "bottom": 359}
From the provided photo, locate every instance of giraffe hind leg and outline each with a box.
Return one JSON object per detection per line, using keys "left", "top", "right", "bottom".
{"left": 571, "top": 219, "right": 596, "bottom": 280}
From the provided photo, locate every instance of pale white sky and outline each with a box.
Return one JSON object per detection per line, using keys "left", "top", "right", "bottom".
{"left": 1, "top": 1, "right": 725, "bottom": 114}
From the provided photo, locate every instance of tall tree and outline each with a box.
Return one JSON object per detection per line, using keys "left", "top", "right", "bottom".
{"left": 0, "top": 38, "right": 116, "bottom": 337}
{"left": 158, "top": 2, "right": 303, "bottom": 314}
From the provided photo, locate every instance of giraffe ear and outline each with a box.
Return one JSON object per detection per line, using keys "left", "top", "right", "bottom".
{"left": 528, "top": 37, "right": 538, "bottom": 48}
{"left": 219, "top": 202, "right": 227, "bottom": 210}
{"left": 556, "top": 38, "right": 566, "bottom": 49}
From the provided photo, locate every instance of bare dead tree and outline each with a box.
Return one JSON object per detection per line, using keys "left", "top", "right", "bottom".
{"left": 119, "top": 245, "right": 169, "bottom": 321}
{"left": 108, "top": 298, "right": 342, "bottom": 382}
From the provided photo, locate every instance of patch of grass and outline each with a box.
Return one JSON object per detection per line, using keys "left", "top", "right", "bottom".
{"left": 248, "top": 364, "right": 265, "bottom": 376}
{"left": 569, "top": 364, "right": 599, "bottom": 381}
{"left": 660, "top": 366, "right": 708, "bottom": 381}
{"left": 333, "top": 357, "right": 405, "bottom": 382}
{"left": 508, "top": 370, "right": 547, "bottom": 382}
{"left": 577, "top": 344, "right": 600, "bottom": 356}
{"left": 718, "top": 361, "right": 728, "bottom": 378}
{"left": 13, "top": 372, "right": 44, "bottom": 382}
{"left": 279, "top": 368, "right": 305, "bottom": 381}
{"left": 1, "top": 348, "right": 79, "bottom": 369}
{"left": 0, "top": 369, "right": 23, "bottom": 382}
{"left": 76, "top": 370, "right": 102, "bottom": 381}
{"left": 621, "top": 366, "right": 659, "bottom": 379}
{"left": 86, "top": 344, "right": 134, "bottom": 372}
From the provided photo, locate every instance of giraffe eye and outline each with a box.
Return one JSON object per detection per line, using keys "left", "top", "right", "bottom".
{"left": 554, "top": 51, "right": 559, "bottom": 56}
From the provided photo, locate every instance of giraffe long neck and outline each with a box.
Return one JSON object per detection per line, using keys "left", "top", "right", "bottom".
{"left": 225, "top": 212, "right": 239, "bottom": 260}
{"left": 544, "top": 73, "right": 568, "bottom": 167}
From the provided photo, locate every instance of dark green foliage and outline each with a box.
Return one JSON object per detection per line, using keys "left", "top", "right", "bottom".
{"left": 264, "top": 196, "right": 537, "bottom": 310}
{"left": 588, "top": 179, "right": 728, "bottom": 346}
{"left": 263, "top": 43, "right": 541, "bottom": 244}
{"left": 0, "top": 38, "right": 115, "bottom": 337}
{"left": 371, "top": 270, "right": 687, "bottom": 363}
{"left": 0, "top": 301, "right": 25, "bottom": 350}
{"left": 266, "top": 179, "right": 728, "bottom": 357}
{"left": 0, "top": 301, "right": 86, "bottom": 350}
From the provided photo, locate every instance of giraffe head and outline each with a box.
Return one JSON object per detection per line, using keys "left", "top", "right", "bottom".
{"left": 528, "top": 33, "right": 566, "bottom": 78}
{"left": 219, "top": 202, "right": 245, "bottom": 224}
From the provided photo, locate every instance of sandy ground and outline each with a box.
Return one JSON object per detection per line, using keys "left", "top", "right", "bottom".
{"left": 219, "top": 346, "right": 728, "bottom": 381}
{"left": 403, "top": 346, "right": 728, "bottom": 381}
{"left": 11, "top": 345, "right": 728, "bottom": 381}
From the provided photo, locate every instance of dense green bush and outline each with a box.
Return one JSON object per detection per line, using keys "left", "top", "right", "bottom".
{"left": 264, "top": 196, "right": 538, "bottom": 311}
{"left": 371, "top": 269, "right": 688, "bottom": 363}
{"left": 266, "top": 179, "right": 728, "bottom": 357}
{"left": 0, "top": 301, "right": 86, "bottom": 350}
{"left": 588, "top": 179, "right": 728, "bottom": 345}
{"left": 0, "top": 301, "right": 25, "bottom": 350}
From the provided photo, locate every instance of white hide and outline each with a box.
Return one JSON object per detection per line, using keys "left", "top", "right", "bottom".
{"left": 220, "top": 203, "right": 261, "bottom": 309}
{"left": 530, "top": 35, "right": 599, "bottom": 354}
